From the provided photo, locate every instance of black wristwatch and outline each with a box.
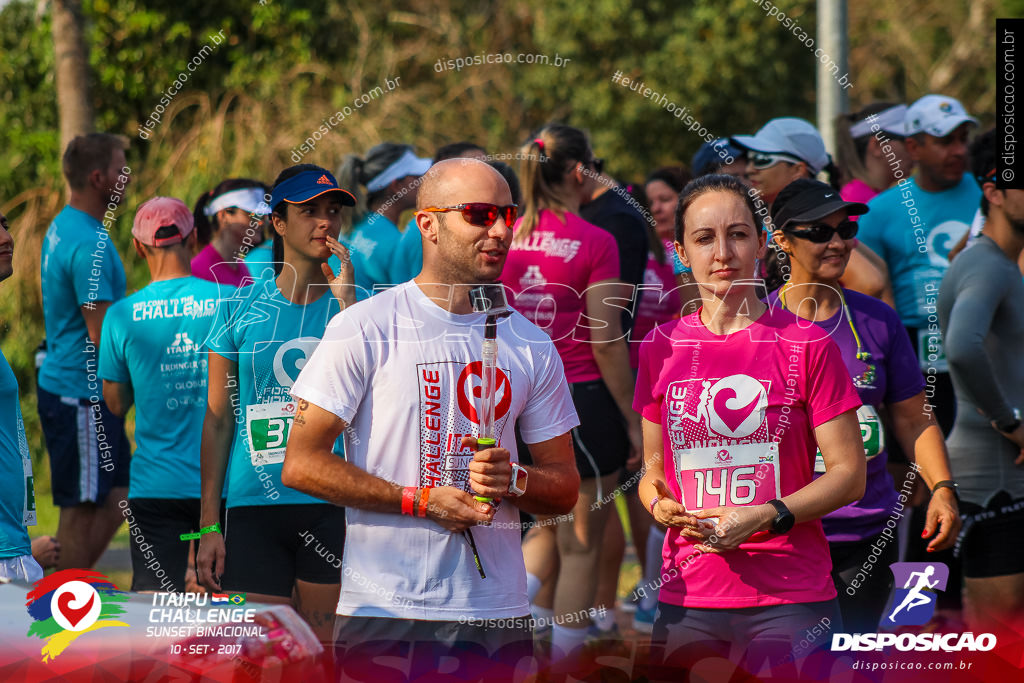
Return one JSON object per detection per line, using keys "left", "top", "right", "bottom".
{"left": 931, "top": 480, "right": 960, "bottom": 502}
{"left": 995, "top": 408, "right": 1022, "bottom": 434}
{"left": 766, "top": 499, "right": 795, "bottom": 534}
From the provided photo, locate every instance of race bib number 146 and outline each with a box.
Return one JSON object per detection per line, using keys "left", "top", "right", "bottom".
{"left": 673, "top": 442, "right": 780, "bottom": 512}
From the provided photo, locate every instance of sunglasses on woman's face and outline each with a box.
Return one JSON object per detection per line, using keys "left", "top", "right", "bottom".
{"left": 785, "top": 218, "right": 859, "bottom": 243}
{"left": 422, "top": 203, "right": 518, "bottom": 228}
{"left": 750, "top": 152, "right": 804, "bottom": 170}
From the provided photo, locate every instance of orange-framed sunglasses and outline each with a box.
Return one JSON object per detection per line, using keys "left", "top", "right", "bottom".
{"left": 421, "top": 203, "right": 518, "bottom": 228}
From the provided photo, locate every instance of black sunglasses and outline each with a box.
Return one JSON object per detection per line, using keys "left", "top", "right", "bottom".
{"left": 422, "top": 203, "right": 518, "bottom": 228}
{"left": 784, "top": 218, "right": 859, "bottom": 243}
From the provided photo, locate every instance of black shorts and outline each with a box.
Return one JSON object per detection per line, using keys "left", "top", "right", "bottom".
{"left": 957, "top": 494, "right": 1024, "bottom": 578}
{"left": 125, "top": 498, "right": 225, "bottom": 593}
{"left": 221, "top": 503, "right": 346, "bottom": 597}
{"left": 37, "top": 386, "right": 130, "bottom": 506}
{"left": 334, "top": 615, "right": 533, "bottom": 682}
{"left": 569, "top": 380, "right": 629, "bottom": 479}
{"left": 829, "top": 530, "right": 899, "bottom": 633}
{"left": 904, "top": 326, "right": 956, "bottom": 436}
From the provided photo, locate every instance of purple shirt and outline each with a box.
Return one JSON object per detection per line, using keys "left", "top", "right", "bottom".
{"left": 191, "top": 243, "right": 251, "bottom": 288}
{"left": 766, "top": 287, "right": 925, "bottom": 542}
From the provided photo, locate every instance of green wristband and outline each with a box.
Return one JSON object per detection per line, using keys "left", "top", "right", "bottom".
{"left": 179, "top": 523, "right": 221, "bottom": 541}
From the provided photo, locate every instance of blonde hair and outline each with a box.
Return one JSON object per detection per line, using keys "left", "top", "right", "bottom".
{"left": 515, "top": 124, "right": 591, "bottom": 242}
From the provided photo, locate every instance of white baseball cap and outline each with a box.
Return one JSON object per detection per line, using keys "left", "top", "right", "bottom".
{"left": 904, "top": 95, "right": 978, "bottom": 137}
{"left": 730, "top": 118, "right": 830, "bottom": 174}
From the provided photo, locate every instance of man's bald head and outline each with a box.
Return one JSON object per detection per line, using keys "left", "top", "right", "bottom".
{"left": 417, "top": 158, "right": 511, "bottom": 211}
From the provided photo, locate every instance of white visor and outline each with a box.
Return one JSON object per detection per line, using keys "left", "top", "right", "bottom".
{"left": 365, "top": 149, "right": 433, "bottom": 193}
{"left": 849, "top": 105, "right": 908, "bottom": 139}
{"left": 204, "top": 188, "right": 270, "bottom": 217}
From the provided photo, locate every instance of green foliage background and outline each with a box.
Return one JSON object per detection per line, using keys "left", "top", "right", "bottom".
{"left": 0, "top": 0, "right": 1002, "bottom": 525}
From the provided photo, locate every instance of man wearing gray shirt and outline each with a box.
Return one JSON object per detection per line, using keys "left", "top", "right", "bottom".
{"left": 938, "top": 128, "right": 1024, "bottom": 639}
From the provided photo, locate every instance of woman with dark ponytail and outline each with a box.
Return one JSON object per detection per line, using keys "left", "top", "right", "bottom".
{"left": 191, "top": 178, "right": 269, "bottom": 287}
{"left": 197, "top": 163, "right": 357, "bottom": 645}
{"left": 731, "top": 118, "right": 893, "bottom": 304}
{"left": 500, "top": 123, "right": 642, "bottom": 661}
{"left": 333, "top": 142, "right": 432, "bottom": 297}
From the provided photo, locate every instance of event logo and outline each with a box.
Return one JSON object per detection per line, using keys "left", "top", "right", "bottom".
{"left": 926, "top": 220, "right": 970, "bottom": 267}
{"left": 457, "top": 361, "right": 512, "bottom": 425}
{"left": 417, "top": 361, "right": 513, "bottom": 489}
{"left": 25, "top": 569, "right": 129, "bottom": 662}
{"left": 707, "top": 375, "right": 767, "bottom": 438}
{"left": 885, "top": 562, "right": 949, "bottom": 626}
{"left": 273, "top": 337, "right": 320, "bottom": 387}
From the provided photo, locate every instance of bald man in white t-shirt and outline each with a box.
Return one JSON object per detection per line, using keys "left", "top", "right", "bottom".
{"left": 283, "top": 158, "right": 580, "bottom": 677}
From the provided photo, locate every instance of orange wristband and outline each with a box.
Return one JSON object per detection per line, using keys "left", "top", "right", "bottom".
{"left": 402, "top": 487, "right": 416, "bottom": 516}
{"left": 418, "top": 487, "right": 431, "bottom": 517}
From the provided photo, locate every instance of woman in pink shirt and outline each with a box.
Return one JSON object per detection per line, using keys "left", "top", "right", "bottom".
{"left": 634, "top": 174, "right": 866, "bottom": 674}
{"left": 191, "top": 179, "right": 269, "bottom": 287}
{"left": 501, "top": 123, "right": 642, "bottom": 660}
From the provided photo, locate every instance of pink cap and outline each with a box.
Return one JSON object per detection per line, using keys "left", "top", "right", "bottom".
{"left": 132, "top": 197, "right": 195, "bottom": 246}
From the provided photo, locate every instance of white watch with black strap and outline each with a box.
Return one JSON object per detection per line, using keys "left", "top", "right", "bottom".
{"left": 508, "top": 462, "right": 528, "bottom": 497}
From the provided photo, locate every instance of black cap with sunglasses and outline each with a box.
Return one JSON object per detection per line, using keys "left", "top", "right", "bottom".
{"left": 770, "top": 179, "right": 868, "bottom": 242}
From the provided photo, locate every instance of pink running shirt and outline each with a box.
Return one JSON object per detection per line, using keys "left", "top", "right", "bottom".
{"left": 634, "top": 305, "right": 861, "bottom": 608}
{"left": 501, "top": 209, "right": 620, "bottom": 383}
{"left": 630, "top": 241, "right": 682, "bottom": 369}
{"left": 840, "top": 179, "right": 879, "bottom": 222}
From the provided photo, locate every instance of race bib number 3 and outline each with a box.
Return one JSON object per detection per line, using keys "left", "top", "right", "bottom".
{"left": 814, "top": 404, "right": 885, "bottom": 474}
{"left": 674, "top": 443, "right": 780, "bottom": 512}
{"left": 246, "top": 401, "right": 297, "bottom": 466}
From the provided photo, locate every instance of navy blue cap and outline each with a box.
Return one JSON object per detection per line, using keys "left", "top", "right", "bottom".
{"left": 269, "top": 169, "right": 356, "bottom": 211}
{"left": 691, "top": 139, "right": 744, "bottom": 177}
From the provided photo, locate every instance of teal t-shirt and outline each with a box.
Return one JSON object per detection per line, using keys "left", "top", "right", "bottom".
{"left": 388, "top": 217, "right": 422, "bottom": 285}
{"left": 98, "top": 277, "right": 228, "bottom": 499}
{"left": 857, "top": 174, "right": 981, "bottom": 329}
{"left": 39, "top": 206, "right": 127, "bottom": 398}
{"left": 331, "top": 212, "right": 401, "bottom": 299}
{"left": 206, "top": 279, "right": 344, "bottom": 508}
{"left": 0, "top": 350, "right": 33, "bottom": 559}
{"left": 243, "top": 241, "right": 276, "bottom": 281}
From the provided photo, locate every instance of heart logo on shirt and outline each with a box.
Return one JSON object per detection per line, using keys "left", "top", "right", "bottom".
{"left": 707, "top": 375, "right": 766, "bottom": 438}
{"left": 713, "top": 389, "right": 760, "bottom": 433}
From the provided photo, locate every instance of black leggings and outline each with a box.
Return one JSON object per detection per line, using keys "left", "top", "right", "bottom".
{"left": 829, "top": 529, "right": 899, "bottom": 633}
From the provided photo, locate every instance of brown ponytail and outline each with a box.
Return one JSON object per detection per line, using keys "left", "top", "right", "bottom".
{"left": 516, "top": 124, "right": 591, "bottom": 242}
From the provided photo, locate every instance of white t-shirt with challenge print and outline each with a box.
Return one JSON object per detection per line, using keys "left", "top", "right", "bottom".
{"left": 291, "top": 281, "right": 579, "bottom": 620}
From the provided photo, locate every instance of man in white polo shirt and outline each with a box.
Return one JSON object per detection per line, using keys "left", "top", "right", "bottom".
{"left": 282, "top": 158, "right": 580, "bottom": 677}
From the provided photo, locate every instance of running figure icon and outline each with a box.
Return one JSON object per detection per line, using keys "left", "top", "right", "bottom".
{"left": 888, "top": 565, "right": 939, "bottom": 623}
